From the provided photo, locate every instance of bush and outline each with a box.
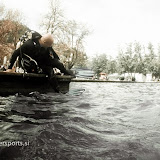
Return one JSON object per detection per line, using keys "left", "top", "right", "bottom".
{"left": 119, "top": 76, "right": 124, "bottom": 80}
{"left": 132, "top": 77, "right": 136, "bottom": 81}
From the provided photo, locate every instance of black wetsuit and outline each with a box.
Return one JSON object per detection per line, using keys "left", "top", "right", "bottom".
{"left": 8, "top": 38, "right": 69, "bottom": 76}
{"left": 8, "top": 38, "right": 70, "bottom": 92}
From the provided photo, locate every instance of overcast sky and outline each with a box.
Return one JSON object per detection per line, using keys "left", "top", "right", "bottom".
{"left": 1, "top": 0, "right": 160, "bottom": 58}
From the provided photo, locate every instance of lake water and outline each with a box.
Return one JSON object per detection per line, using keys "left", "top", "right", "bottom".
{"left": 0, "top": 82, "right": 160, "bottom": 160}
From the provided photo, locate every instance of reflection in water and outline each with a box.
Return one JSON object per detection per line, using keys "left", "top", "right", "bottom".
{"left": 0, "top": 82, "right": 160, "bottom": 159}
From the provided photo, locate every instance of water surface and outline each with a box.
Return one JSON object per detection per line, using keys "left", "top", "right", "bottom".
{"left": 0, "top": 82, "right": 160, "bottom": 160}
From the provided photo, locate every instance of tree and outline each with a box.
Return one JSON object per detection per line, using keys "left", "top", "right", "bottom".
{"left": 0, "top": 4, "right": 14, "bottom": 64}
{"left": 106, "top": 58, "right": 117, "bottom": 73}
{"left": 0, "top": 4, "right": 12, "bottom": 44}
{"left": 0, "top": 4, "right": 28, "bottom": 65}
{"left": 146, "top": 43, "right": 160, "bottom": 79}
{"left": 117, "top": 42, "right": 160, "bottom": 80}
{"left": 146, "top": 42, "right": 156, "bottom": 74}
{"left": 133, "top": 42, "right": 147, "bottom": 75}
{"left": 61, "top": 21, "right": 89, "bottom": 69}
{"left": 41, "top": 0, "right": 65, "bottom": 42}
{"left": 91, "top": 54, "right": 108, "bottom": 76}
{"left": 5, "top": 9, "right": 27, "bottom": 48}
{"left": 117, "top": 43, "right": 136, "bottom": 77}
{"left": 0, "top": 4, "right": 25, "bottom": 45}
{"left": 41, "top": 0, "right": 90, "bottom": 69}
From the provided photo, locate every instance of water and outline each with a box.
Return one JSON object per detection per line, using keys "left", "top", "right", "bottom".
{"left": 0, "top": 82, "right": 160, "bottom": 160}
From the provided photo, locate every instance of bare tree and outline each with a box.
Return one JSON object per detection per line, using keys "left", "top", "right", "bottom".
{"left": 41, "top": 0, "right": 65, "bottom": 41}
{"left": 61, "top": 20, "right": 90, "bottom": 68}
{"left": 41, "top": 0, "right": 90, "bottom": 69}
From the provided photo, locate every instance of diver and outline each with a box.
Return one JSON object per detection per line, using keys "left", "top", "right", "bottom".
{"left": 6, "top": 32, "right": 74, "bottom": 92}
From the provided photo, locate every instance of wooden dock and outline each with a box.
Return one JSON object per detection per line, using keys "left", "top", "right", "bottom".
{"left": 0, "top": 72, "right": 72, "bottom": 96}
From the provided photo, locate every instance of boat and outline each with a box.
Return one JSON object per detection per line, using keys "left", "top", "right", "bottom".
{"left": 0, "top": 71, "right": 73, "bottom": 96}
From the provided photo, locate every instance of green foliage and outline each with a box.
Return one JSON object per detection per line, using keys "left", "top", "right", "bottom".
{"left": 91, "top": 42, "right": 160, "bottom": 79}
{"left": 91, "top": 54, "right": 107, "bottom": 76}
{"left": 91, "top": 54, "right": 117, "bottom": 76}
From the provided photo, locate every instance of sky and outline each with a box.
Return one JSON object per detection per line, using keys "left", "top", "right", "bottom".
{"left": 1, "top": 0, "right": 160, "bottom": 58}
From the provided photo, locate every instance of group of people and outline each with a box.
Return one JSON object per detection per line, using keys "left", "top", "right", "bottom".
{"left": 5, "top": 32, "right": 74, "bottom": 92}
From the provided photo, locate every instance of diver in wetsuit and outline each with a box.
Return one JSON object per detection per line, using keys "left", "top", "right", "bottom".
{"left": 6, "top": 33, "right": 73, "bottom": 92}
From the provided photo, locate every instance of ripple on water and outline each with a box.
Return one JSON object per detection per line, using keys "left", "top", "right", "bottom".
{"left": 0, "top": 83, "right": 160, "bottom": 159}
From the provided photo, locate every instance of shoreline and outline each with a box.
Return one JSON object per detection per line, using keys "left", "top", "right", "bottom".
{"left": 71, "top": 79, "right": 160, "bottom": 83}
